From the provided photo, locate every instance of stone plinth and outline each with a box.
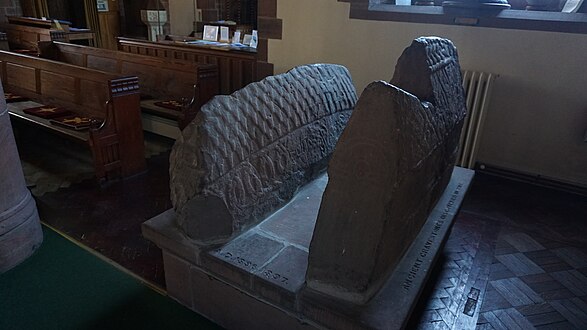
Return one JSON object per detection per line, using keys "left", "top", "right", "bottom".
{"left": 143, "top": 168, "right": 473, "bottom": 329}
{"left": 0, "top": 83, "right": 43, "bottom": 273}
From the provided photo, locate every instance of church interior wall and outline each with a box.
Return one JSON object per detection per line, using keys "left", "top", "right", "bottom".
{"left": 268, "top": 0, "right": 587, "bottom": 187}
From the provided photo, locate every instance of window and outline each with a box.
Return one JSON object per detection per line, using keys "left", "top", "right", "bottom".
{"left": 346, "top": 0, "right": 587, "bottom": 34}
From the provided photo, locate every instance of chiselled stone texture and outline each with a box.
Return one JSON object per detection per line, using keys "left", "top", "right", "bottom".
{"left": 306, "top": 37, "right": 467, "bottom": 305}
{"left": 170, "top": 64, "right": 357, "bottom": 244}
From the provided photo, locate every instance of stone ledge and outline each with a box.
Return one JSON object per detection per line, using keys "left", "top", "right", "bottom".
{"left": 143, "top": 167, "right": 474, "bottom": 329}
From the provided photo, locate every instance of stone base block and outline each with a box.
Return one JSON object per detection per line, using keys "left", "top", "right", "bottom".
{"left": 143, "top": 167, "right": 474, "bottom": 329}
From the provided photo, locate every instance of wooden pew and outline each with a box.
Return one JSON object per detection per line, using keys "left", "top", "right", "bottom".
{"left": 38, "top": 41, "right": 219, "bottom": 130}
{"left": 117, "top": 37, "right": 263, "bottom": 95}
{"left": 1, "top": 22, "right": 55, "bottom": 52}
{"left": 0, "top": 50, "right": 146, "bottom": 182}
{"left": 0, "top": 16, "right": 94, "bottom": 52}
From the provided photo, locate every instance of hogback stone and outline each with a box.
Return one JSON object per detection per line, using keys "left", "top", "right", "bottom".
{"left": 305, "top": 37, "right": 467, "bottom": 304}
{"left": 170, "top": 64, "right": 357, "bottom": 244}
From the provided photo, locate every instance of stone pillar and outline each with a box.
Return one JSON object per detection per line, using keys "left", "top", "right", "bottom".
{"left": 141, "top": 10, "right": 168, "bottom": 41}
{"left": 0, "top": 83, "right": 43, "bottom": 273}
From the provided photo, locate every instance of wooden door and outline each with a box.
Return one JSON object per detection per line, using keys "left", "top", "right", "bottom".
{"left": 97, "top": 0, "right": 120, "bottom": 49}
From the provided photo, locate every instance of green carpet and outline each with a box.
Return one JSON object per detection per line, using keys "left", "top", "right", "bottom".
{"left": 0, "top": 226, "right": 221, "bottom": 330}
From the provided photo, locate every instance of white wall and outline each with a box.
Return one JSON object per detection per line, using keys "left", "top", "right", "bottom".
{"left": 269, "top": 0, "right": 587, "bottom": 186}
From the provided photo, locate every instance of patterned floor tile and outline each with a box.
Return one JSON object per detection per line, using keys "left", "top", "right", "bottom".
{"left": 550, "top": 298, "right": 587, "bottom": 329}
{"left": 502, "top": 233, "right": 545, "bottom": 253}
{"left": 550, "top": 270, "right": 587, "bottom": 296}
{"left": 409, "top": 174, "right": 587, "bottom": 329}
{"left": 490, "top": 278, "right": 544, "bottom": 306}
{"left": 552, "top": 248, "right": 587, "bottom": 269}
{"left": 495, "top": 253, "right": 544, "bottom": 277}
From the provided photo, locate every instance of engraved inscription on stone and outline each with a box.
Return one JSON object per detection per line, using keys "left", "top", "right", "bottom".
{"left": 170, "top": 64, "right": 357, "bottom": 244}
{"left": 209, "top": 233, "right": 285, "bottom": 274}
{"left": 402, "top": 183, "right": 464, "bottom": 292}
{"left": 255, "top": 246, "right": 309, "bottom": 293}
{"left": 306, "top": 37, "right": 467, "bottom": 305}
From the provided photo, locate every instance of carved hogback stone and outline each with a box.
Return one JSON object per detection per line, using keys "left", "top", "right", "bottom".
{"left": 170, "top": 64, "right": 357, "bottom": 244}
{"left": 305, "top": 37, "right": 467, "bottom": 304}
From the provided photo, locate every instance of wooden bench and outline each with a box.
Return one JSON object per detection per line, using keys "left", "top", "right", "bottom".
{"left": 0, "top": 16, "right": 94, "bottom": 53}
{"left": 0, "top": 50, "right": 146, "bottom": 182}
{"left": 117, "top": 36, "right": 269, "bottom": 95}
{"left": 37, "top": 41, "right": 219, "bottom": 132}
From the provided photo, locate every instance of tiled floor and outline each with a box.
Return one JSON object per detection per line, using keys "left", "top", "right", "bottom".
{"left": 409, "top": 175, "right": 587, "bottom": 329}
{"left": 20, "top": 129, "right": 587, "bottom": 329}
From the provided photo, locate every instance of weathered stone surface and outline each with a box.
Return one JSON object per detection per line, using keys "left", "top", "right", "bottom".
{"left": 305, "top": 37, "right": 467, "bottom": 304}
{"left": 204, "top": 232, "right": 285, "bottom": 287}
{"left": 170, "top": 64, "right": 357, "bottom": 244}
{"left": 259, "top": 174, "right": 327, "bottom": 249}
{"left": 0, "top": 82, "right": 43, "bottom": 273}
{"left": 253, "top": 245, "right": 309, "bottom": 308}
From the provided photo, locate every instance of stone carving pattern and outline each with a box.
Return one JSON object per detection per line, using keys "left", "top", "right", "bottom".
{"left": 306, "top": 37, "right": 467, "bottom": 304}
{"left": 170, "top": 64, "right": 357, "bottom": 240}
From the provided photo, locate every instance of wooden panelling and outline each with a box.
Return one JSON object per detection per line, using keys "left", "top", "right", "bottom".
{"left": 118, "top": 37, "right": 256, "bottom": 95}
{"left": 38, "top": 41, "right": 219, "bottom": 128}
{"left": 5, "top": 63, "right": 36, "bottom": 92}
{"left": 257, "top": 16, "right": 282, "bottom": 40}
{"left": 79, "top": 79, "right": 109, "bottom": 117}
{"left": 1, "top": 50, "right": 145, "bottom": 181}
{"left": 40, "top": 71, "right": 76, "bottom": 104}
{"left": 98, "top": 10, "right": 121, "bottom": 50}
{"left": 0, "top": 23, "right": 52, "bottom": 51}
{"left": 86, "top": 55, "right": 119, "bottom": 73}
{"left": 59, "top": 52, "right": 85, "bottom": 67}
{"left": 256, "top": 38, "right": 268, "bottom": 61}
{"left": 258, "top": 0, "right": 277, "bottom": 17}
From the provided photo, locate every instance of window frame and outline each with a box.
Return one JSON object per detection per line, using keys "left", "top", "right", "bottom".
{"left": 346, "top": 1, "right": 587, "bottom": 34}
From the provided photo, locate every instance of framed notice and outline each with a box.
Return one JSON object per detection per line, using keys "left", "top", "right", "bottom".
{"left": 203, "top": 25, "right": 219, "bottom": 41}
{"left": 232, "top": 31, "right": 241, "bottom": 44}
{"left": 220, "top": 26, "right": 230, "bottom": 42}
{"left": 250, "top": 30, "right": 258, "bottom": 49}
{"left": 97, "top": 0, "right": 109, "bottom": 12}
{"left": 242, "top": 34, "right": 252, "bottom": 46}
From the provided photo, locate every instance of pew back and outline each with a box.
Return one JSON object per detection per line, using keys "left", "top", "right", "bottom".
{"left": 39, "top": 41, "right": 212, "bottom": 100}
{"left": 0, "top": 50, "right": 116, "bottom": 119}
{"left": 38, "top": 41, "right": 219, "bottom": 127}
{"left": 0, "top": 50, "right": 145, "bottom": 181}
{"left": 117, "top": 37, "right": 257, "bottom": 95}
